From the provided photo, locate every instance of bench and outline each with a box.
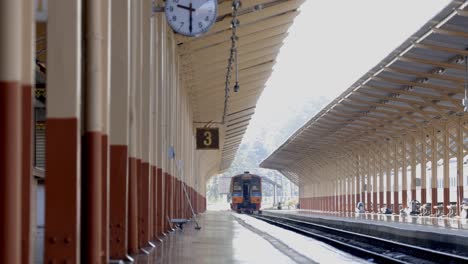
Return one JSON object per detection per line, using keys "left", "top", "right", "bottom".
{"left": 170, "top": 218, "right": 190, "bottom": 229}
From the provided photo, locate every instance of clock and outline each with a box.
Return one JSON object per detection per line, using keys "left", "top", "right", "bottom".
{"left": 165, "top": 0, "right": 218, "bottom": 37}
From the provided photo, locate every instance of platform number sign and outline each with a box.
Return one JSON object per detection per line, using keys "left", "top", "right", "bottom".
{"left": 196, "top": 128, "right": 219, "bottom": 149}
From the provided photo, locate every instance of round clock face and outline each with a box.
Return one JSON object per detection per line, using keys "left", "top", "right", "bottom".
{"left": 165, "top": 0, "right": 218, "bottom": 37}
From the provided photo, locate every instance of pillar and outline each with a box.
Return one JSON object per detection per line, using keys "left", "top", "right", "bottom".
{"left": 431, "top": 129, "right": 438, "bottom": 215}
{"left": 0, "top": 0, "right": 23, "bottom": 263}
{"left": 402, "top": 139, "right": 408, "bottom": 209}
{"left": 443, "top": 125, "right": 450, "bottom": 215}
{"left": 341, "top": 175, "right": 348, "bottom": 212}
{"left": 128, "top": 0, "right": 140, "bottom": 254}
{"left": 393, "top": 141, "right": 399, "bottom": 214}
{"left": 138, "top": 0, "right": 152, "bottom": 248}
{"left": 457, "top": 120, "right": 464, "bottom": 215}
{"left": 386, "top": 144, "right": 392, "bottom": 209}
{"left": 155, "top": 9, "right": 166, "bottom": 237}
{"left": 334, "top": 180, "right": 338, "bottom": 211}
{"left": 360, "top": 155, "right": 366, "bottom": 205}
{"left": 352, "top": 175, "right": 356, "bottom": 210}
{"left": 101, "top": 1, "right": 111, "bottom": 261}
{"left": 379, "top": 153, "right": 384, "bottom": 209}
{"left": 367, "top": 154, "right": 372, "bottom": 212}
{"left": 372, "top": 152, "right": 378, "bottom": 213}
{"left": 356, "top": 155, "right": 361, "bottom": 204}
{"left": 346, "top": 176, "right": 353, "bottom": 212}
{"left": 410, "top": 138, "right": 417, "bottom": 201}
{"left": 82, "top": 0, "right": 106, "bottom": 260}
{"left": 21, "top": 0, "right": 36, "bottom": 263}
{"left": 421, "top": 131, "right": 427, "bottom": 205}
{"left": 45, "top": 1, "right": 82, "bottom": 263}
{"left": 109, "top": 0, "right": 130, "bottom": 259}
{"left": 150, "top": 8, "right": 158, "bottom": 240}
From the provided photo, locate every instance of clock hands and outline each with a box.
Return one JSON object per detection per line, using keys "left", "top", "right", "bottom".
{"left": 176, "top": 2, "right": 196, "bottom": 33}
{"left": 189, "top": 3, "right": 193, "bottom": 33}
{"left": 176, "top": 4, "right": 195, "bottom": 11}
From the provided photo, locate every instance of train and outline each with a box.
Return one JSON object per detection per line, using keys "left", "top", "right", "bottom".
{"left": 229, "top": 172, "right": 262, "bottom": 213}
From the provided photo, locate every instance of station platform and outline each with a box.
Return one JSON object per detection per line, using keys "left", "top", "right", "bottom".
{"left": 263, "top": 209, "right": 468, "bottom": 253}
{"left": 135, "top": 210, "right": 366, "bottom": 263}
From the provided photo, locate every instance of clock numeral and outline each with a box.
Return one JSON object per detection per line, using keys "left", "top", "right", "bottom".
{"left": 205, "top": 16, "right": 209, "bottom": 22}
{"left": 198, "top": 22, "right": 203, "bottom": 28}
{"left": 172, "top": 15, "right": 177, "bottom": 21}
{"left": 173, "top": 0, "right": 179, "bottom": 3}
{"left": 169, "top": 6, "right": 173, "bottom": 12}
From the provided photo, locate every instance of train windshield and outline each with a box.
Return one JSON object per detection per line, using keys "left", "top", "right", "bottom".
{"left": 233, "top": 179, "right": 242, "bottom": 192}
{"left": 250, "top": 178, "right": 260, "bottom": 193}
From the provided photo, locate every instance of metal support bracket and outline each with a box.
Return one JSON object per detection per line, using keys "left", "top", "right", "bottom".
{"left": 152, "top": 5, "right": 165, "bottom": 13}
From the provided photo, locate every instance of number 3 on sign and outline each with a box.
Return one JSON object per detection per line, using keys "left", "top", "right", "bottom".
{"left": 203, "top": 131, "right": 212, "bottom": 146}
{"left": 196, "top": 128, "right": 219, "bottom": 149}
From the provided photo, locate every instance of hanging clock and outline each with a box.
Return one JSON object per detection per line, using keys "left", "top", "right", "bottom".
{"left": 165, "top": 0, "right": 218, "bottom": 37}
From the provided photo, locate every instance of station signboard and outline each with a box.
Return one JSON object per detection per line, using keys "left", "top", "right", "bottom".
{"left": 196, "top": 128, "right": 219, "bottom": 149}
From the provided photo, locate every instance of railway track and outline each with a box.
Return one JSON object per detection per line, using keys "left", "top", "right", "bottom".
{"left": 251, "top": 214, "right": 468, "bottom": 264}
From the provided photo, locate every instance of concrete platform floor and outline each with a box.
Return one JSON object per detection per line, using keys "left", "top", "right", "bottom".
{"left": 264, "top": 209, "right": 468, "bottom": 254}
{"left": 135, "top": 210, "right": 365, "bottom": 264}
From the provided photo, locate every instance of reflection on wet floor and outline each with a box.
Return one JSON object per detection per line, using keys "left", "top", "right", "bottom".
{"left": 283, "top": 209, "right": 468, "bottom": 230}
{"left": 134, "top": 211, "right": 296, "bottom": 264}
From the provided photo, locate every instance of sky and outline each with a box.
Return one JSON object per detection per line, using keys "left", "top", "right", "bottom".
{"left": 243, "top": 0, "right": 452, "bottom": 147}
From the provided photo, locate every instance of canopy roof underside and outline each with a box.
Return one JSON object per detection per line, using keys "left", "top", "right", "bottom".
{"left": 178, "top": 0, "right": 304, "bottom": 172}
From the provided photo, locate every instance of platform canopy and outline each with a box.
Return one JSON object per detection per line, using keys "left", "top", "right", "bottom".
{"left": 261, "top": 1, "right": 468, "bottom": 184}
{"left": 178, "top": 0, "right": 304, "bottom": 172}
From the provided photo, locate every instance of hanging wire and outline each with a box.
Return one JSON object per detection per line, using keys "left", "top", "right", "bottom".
{"left": 222, "top": 0, "right": 241, "bottom": 124}
{"left": 464, "top": 55, "right": 468, "bottom": 112}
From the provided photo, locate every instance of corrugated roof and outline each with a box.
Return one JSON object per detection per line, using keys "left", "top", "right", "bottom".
{"left": 261, "top": 0, "right": 468, "bottom": 184}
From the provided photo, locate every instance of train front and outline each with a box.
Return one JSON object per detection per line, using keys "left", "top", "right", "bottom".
{"left": 230, "top": 173, "right": 262, "bottom": 213}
